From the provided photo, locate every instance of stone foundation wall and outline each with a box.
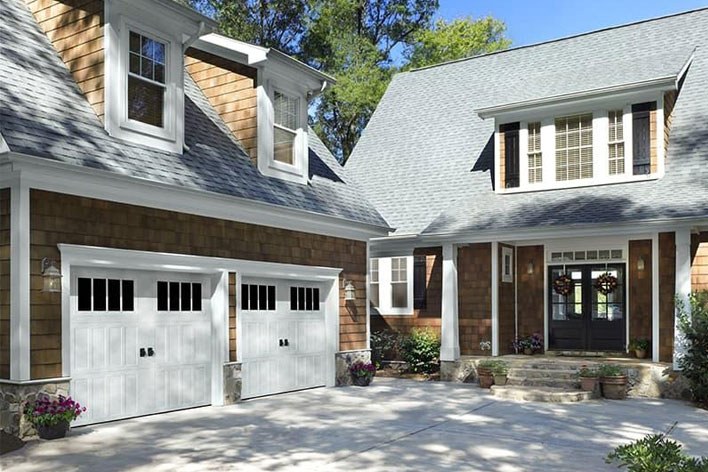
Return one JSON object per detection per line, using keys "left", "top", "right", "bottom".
{"left": 223, "top": 362, "right": 242, "bottom": 405}
{"left": 0, "top": 379, "right": 70, "bottom": 438}
{"left": 335, "top": 349, "right": 371, "bottom": 386}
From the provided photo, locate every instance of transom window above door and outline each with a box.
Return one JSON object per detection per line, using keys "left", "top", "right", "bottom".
{"left": 157, "top": 281, "right": 202, "bottom": 312}
{"left": 78, "top": 277, "right": 134, "bottom": 312}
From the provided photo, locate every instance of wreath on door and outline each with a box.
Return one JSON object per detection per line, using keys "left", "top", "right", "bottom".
{"left": 553, "top": 274, "right": 573, "bottom": 296}
{"left": 594, "top": 272, "right": 618, "bottom": 295}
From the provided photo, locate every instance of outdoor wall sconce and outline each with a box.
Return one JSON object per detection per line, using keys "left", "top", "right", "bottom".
{"left": 41, "top": 258, "right": 62, "bottom": 293}
{"left": 637, "top": 256, "right": 646, "bottom": 272}
{"left": 527, "top": 261, "right": 534, "bottom": 275}
{"left": 343, "top": 279, "right": 356, "bottom": 301}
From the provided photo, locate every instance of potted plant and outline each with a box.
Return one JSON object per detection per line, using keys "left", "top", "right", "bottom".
{"left": 598, "top": 364, "right": 628, "bottom": 400}
{"left": 578, "top": 365, "right": 599, "bottom": 392}
{"left": 512, "top": 333, "right": 543, "bottom": 355}
{"left": 632, "top": 338, "right": 650, "bottom": 359}
{"left": 491, "top": 360, "right": 509, "bottom": 386}
{"left": 349, "top": 360, "right": 376, "bottom": 386}
{"left": 477, "top": 359, "right": 496, "bottom": 388}
{"left": 23, "top": 394, "right": 86, "bottom": 440}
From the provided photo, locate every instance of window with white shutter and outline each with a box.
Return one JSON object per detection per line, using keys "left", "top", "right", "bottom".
{"left": 608, "top": 110, "right": 625, "bottom": 175}
{"left": 527, "top": 122, "right": 542, "bottom": 183}
{"left": 555, "top": 114, "right": 593, "bottom": 181}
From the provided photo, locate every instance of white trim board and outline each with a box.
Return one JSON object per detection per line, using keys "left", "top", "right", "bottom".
{"left": 5, "top": 154, "right": 390, "bottom": 241}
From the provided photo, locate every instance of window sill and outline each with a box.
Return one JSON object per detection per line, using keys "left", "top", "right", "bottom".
{"left": 498, "top": 172, "right": 661, "bottom": 195}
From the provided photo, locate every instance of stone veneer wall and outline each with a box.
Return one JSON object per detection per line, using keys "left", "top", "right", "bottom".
{"left": 223, "top": 362, "right": 242, "bottom": 405}
{"left": 458, "top": 243, "right": 492, "bottom": 355}
{"left": 629, "top": 240, "right": 653, "bottom": 342}
{"left": 335, "top": 349, "right": 371, "bottom": 386}
{"left": 0, "top": 380, "right": 70, "bottom": 438}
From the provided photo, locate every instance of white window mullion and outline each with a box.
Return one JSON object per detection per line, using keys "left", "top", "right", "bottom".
{"left": 541, "top": 118, "right": 555, "bottom": 184}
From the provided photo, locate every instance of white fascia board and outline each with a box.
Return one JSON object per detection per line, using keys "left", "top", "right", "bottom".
{"left": 0, "top": 131, "right": 9, "bottom": 155}
{"left": 116, "top": 0, "right": 217, "bottom": 32}
{"left": 6, "top": 153, "right": 390, "bottom": 241}
{"left": 59, "top": 244, "right": 343, "bottom": 281}
{"left": 194, "top": 34, "right": 268, "bottom": 66}
{"left": 476, "top": 76, "right": 676, "bottom": 120}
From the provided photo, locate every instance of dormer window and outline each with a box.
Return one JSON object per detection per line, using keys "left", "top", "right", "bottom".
{"left": 128, "top": 31, "right": 166, "bottom": 128}
{"left": 608, "top": 110, "right": 625, "bottom": 175}
{"left": 273, "top": 91, "right": 299, "bottom": 165}
{"left": 527, "top": 122, "right": 542, "bottom": 183}
{"left": 554, "top": 114, "right": 593, "bottom": 181}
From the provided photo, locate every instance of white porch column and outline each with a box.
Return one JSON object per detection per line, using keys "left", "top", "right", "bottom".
{"left": 10, "top": 178, "right": 30, "bottom": 381}
{"left": 491, "top": 241, "right": 499, "bottom": 356}
{"left": 674, "top": 228, "right": 691, "bottom": 370}
{"left": 440, "top": 243, "right": 459, "bottom": 361}
{"left": 651, "top": 234, "right": 660, "bottom": 362}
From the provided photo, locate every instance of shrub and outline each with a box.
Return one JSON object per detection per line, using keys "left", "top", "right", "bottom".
{"left": 606, "top": 423, "right": 708, "bottom": 471}
{"left": 578, "top": 365, "right": 599, "bottom": 378}
{"left": 478, "top": 359, "right": 507, "bottom": 374}
{"left": 677, "top": 291, "right": 708, "bottom": 405}
{"left": 400, "top": 327, "right": 440, "bottom": 373}
{"left": 370, "top": 330, "right": 401, "bottom": 367}
{"left": 598, "top": 363, "right": 625, "bottom": 377}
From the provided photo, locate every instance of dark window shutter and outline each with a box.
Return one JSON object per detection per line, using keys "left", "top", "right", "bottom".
{"left": 413, "top": 255, "right": 427, "bottom": 310}
{"left": 632, "top": 102, "right": 655, "bottom": 175}
{"left": 501, "top": 122, "right": 520, "bottom": 188}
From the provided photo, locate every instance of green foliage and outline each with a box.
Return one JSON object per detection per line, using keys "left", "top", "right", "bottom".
{"left": 630, "top": 338, "right": 651, "bottom": 351}
{"left": 598, "top": 364, "right": 625, "bottom": 377}
{"left": 606, "top": 423, "right": 708, "bottom": 471}
{"left": 404, "top": 17, "right": 510, "bottom": 70}
{"left": 677, "top": 291, "right": 708, "bottom": 404}
{"left": 477, "top": 359, "right": 506, "bottom": 373}
{"left": 578, "top": 366, "right": 599, "bottom": 378}
{"left": 400, "top": 327, "right": 440, "bottom": 373}
{"left": 370, "top": 329, "right": 401, "bottom": 367}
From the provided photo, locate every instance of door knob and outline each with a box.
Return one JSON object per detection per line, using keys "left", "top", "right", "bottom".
{"left": 140, "top": 348, "right": 146, "bottom": 357}
{"left": 147, "top": 347, "right": 155, "bottom": 357}
{"left": 279, "top": 339, "right": 284, "bottom": 347}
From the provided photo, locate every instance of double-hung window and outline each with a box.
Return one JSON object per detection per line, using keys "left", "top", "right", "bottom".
{"left": 608, "top": 110, "right": 625, "bottom": 175}
{"left": 273, "top": 91, "right": 299, "bottom": 165}
{"left": 555, "top": 114, "right": 593, "bottom": 181}
{"left": 391, "top": 257, "right": 408, "bottom": 308}
{"left": 128, "top": 31, "right": 167, "bottom": 128}
{"left": 527, "top": 122, "right": 542, "bottom": 183}
{"left": 370, "top": 259, "right": 379, "bottom": 308}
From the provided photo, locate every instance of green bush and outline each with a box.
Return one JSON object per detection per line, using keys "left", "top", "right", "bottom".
{"left": 370, "top": 330, "right": 401, "bottom": 367}
{"left": 598, "top": 363, "right": 625, "bottom": 377}
{"left": 606, "top": 424, "right": 708, "bottom": 471}
{"left": 400, "top": 327, "right": 440, "bottom": 373}
{"left": 677, "top": 291, "right": 708, "bottom": 405}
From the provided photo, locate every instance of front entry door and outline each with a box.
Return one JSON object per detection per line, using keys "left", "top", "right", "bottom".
{"left": 548, "top": 264, "right": 626, "bottom": 351}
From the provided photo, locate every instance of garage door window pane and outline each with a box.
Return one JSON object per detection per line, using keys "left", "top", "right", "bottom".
{"left": 93, "top": 279, "right": 107, "bottom": 311}
{"left": 305, "top": 288, "right": 313, "bottom": 310}
{"left": 249, "top": 285, "right": 258, "bottom": 310}
{"left": 122, "top": 280, "right": 134, "bottom": 311}
{"left": 181, "top": 282, "right": 191, "bottom": 311}
{"left": 78, "top": 278, "right": 92, "bottom": 311}
{"left": 108, "top": 279, "right": 121, "bottom": 311}
{"left": 241, "top": 284, "right": 249, "bottom": 310}
{"left": 290, "top": 287, "right": 297, "bottom": 310}
{"left": 157, "top": 281, "right": 168, "bottom": 311}
{"left": 313, "top": 288, "right": 320, "bottom": 311}
{"left": 169, "top": 282, "right": 180, "bottom": 311}
{"left": 267, "top": 285, "right": 275, "bottom": 310}
{"left": 192, "top": 283, "right": 202, "bottom": 311}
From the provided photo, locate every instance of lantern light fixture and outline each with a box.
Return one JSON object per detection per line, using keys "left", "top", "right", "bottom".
{"left": 41, "top": 258, "right": 62, "bottom": 293}
{"left": 343, "top": 279, "right": 356, "bottom": 301}
{"left": 637, "top": 256, "right": 646, "bottom": 272}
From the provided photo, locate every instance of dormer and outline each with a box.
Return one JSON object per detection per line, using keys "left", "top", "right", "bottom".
{"left": 477, "top": 58, "right": 691, "bottom": 193}
{"left": 103, "top": 0, "right": 216, "bottom": 153}
{"left": 190, "top": 34, "right": 334, "bottom": 185}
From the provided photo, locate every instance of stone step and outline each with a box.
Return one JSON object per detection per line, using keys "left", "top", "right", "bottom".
{"left": 490, "top": 385, "right": 595, "bottom": 403}
{"left": 520, "top": 362, "right": 586, "bottom": 371}
{"left": 508, "top": 368, "right": 580, "bottom": 380}
{"left": 506, "top": 376, "right": 580, "bottom": 389}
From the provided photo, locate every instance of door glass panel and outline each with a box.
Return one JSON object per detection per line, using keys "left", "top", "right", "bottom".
{"left": 249, "top": 285, "right": 258, "bottom": 310}
{"left": 78, "top": 278, "right": 92, "bottom": 311}
{"left": 550, "top": 268, "right": 583, "bottom": 320}
{"left": 313, "top": 288, "right": 320, "bottom": 311}
{"left": 157, "top": 281, "right": 168, "bottom": 311}
{"left": 169, "top": 282, "right": 180, "bottom": 311}
{"left": 192, "top": 283, "right": 202, "bottom": 311}
{"left": 290, "top": 287, "right": 297, "bottom": 310}
{"left": 108, "top": 279, "right": 121, "bottom": 311}
{"left": 93, "top": 279, "right": 107, "bottom": 311}
{"left": 591, "top": 267, "right": 624, "bottom": 320}
{"left": 122, "top": 280, "right": 135, "bottom": 311}
{"left": 241, "top": 284, "right": 249, "bottom": 310}
{"left": 267, "top": 285, "right": 275, "bottom": 310}
{"left": 181, "top": 282, "right": 192, "bottom": 311}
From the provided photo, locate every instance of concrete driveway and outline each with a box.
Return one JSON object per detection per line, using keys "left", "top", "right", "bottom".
{"left": 3, "top": 378, "right": 707, "bottom": 471}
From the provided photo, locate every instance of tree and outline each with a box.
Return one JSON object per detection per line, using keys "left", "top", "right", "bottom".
{"left": 404, "top": 17, "right": 511, "bottom": 70}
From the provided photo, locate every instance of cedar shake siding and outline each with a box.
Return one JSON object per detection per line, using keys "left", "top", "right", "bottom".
{"left": 29, "top": 190, "right": 367, "bottom": 379}
{"left": 659, "top": 232, "right": 676, "bottom": 362}
{"left": 664, "top": 90, "right": 677, "bottom": 157}
{"left": 25, "top": 0, "right": 105, "bottom": 120}
{"left": 458, "top": 243, "right": 492, "bottom": 356}
{"left": 516, "top": 245, "right": 544, "bottom": 341}
{"left": 629, "top": 240, "right": 652, "bottom": 342}
{"left": 371, "top": 247, "right": 442, "bottom": 336}
{"left": 0, "top": 189, "right": 10, "bottom": 378}
{"left": 498, "top": 244, "right": 515, "bottom": 354}
{"left": 691, "top": 232, "right": 708, "bottom": 291}
{"left": 185, "top": 48, "right": 258, "bottom": 162}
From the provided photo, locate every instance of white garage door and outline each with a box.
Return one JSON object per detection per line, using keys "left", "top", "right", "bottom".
{"left": 240, "top": 277, "right": 327, "bottom": 399}
{"left": 70, "top": 268, "right": 212, "bottom": 425}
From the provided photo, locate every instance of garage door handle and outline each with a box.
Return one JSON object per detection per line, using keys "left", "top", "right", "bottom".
{"left": 147, "top": 347, "right": 155, "bottom": 357}
{"left": 284, "top": 339, "right": 289, "bottom": 347}
{"left": 140, "top": 348, "right": 147, "bottom": 358}
{"left": 279, "top": 339, "right": 284, "bottom": 347}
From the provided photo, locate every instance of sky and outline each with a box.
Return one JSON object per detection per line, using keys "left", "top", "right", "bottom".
{"left": 437, "top": 0, "right": 708, "bottom": 48}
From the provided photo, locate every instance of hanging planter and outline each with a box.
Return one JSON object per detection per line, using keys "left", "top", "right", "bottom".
{"left": 594, "top": 272, "right": 618, "bottom": 295}
{"left": 553, "top": 274, "right": 573, "bottom": 296}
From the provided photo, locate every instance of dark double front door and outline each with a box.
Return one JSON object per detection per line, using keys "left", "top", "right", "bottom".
{"left": 548, "top": 264, "right": 626, "bottom": 351}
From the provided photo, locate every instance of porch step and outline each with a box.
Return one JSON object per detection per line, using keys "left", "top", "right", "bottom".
{"left": 509, "top": 368, "right": 580, "bottom": 380}
{"left": 490, "top": 385, "right": 595, "bottom": 403}
{"left": 505, "top": 376, "right": 580, "bottom": 389}
{"left": 546, "top": 351, "right": 628, "bottom": 358}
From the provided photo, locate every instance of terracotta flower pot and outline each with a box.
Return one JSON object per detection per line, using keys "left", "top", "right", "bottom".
{"left": 523, "top": 348, "right": 533, "bottom": 355}
{"left": 635, "top": 349, "right": 647, "bottom": 359}
{"left": 477, "top": 367, "right": 494, "bottom": 388}
{"left": 493, "top": 374, "right": 507, "bottom": 386}
{"left": 601, "top": 375, "right": 628, "bottom": 399}
{"left": 580, "top": 376, "right": 599, "bottom": 392}
{"left": 36, "top": 420, "right": 69, "bottom": 440}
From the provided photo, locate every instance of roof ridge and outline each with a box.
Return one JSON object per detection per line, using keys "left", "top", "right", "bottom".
{"left": 408, "top": 6, "right": 708, "bottom": 73}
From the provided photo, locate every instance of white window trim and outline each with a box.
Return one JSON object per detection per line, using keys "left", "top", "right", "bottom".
{"left": 494, "top": 91, "right": 666, "bottom": 194}
{"left": 371, "top": 256, "right": 414, "bottom": 315}
{"left": 257, "top": 73, "right": 309, "bottom": 185}
{"left": 502, "top": 246, "right": 513, "bottom": 283}
{"left": 105, "top": 3, "right": 185, "bottom": 154}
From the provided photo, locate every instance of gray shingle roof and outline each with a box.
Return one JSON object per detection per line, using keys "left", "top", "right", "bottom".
{"left": 0, "top": 0, "right": 388, "bottom": 230}
{"left": 346, "top": 9, "right": 708, "bottom": 236}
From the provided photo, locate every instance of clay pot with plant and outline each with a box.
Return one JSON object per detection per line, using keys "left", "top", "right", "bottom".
{"left": 491, "top": 361, "right": 509, "bottom": 386}
{"left": 599, "top": 364, "right": 628, "bottom": 399}
{"left": 631, "top": 338, "right": 650, "bottom": 359}
{"left": 477, "top": 360, "right": 496, "bottom": 389}
{"left": 578, "top": 365, "right": 600, "bottom": 393}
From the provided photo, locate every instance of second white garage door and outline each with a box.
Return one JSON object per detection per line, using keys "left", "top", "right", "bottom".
{"left": 240, "top": 277, "right": 327, "bottom": 399}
